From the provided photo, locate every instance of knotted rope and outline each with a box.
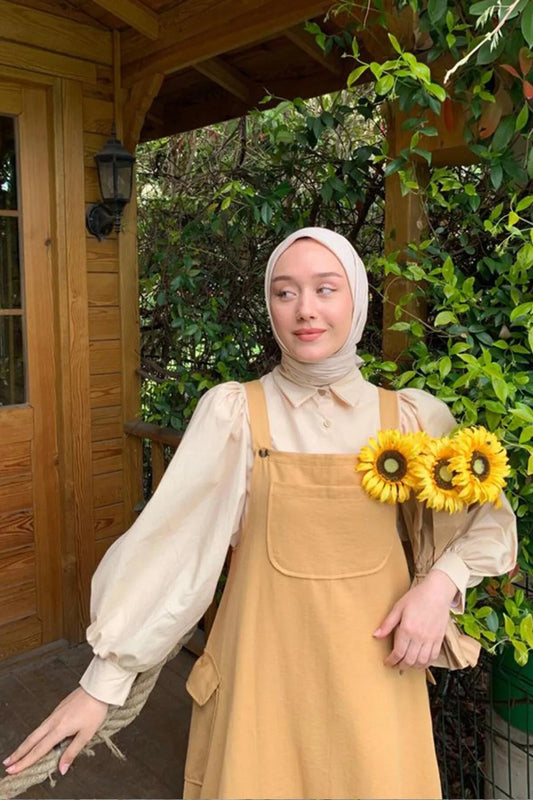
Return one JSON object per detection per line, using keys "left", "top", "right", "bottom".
{"left": 0, "top": 644, "right": 182, "bottom": 800}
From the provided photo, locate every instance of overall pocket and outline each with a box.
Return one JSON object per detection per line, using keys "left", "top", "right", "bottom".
{"left": 184, "top": 650, "right": 220, "bottom": 789}
{"left": 267, "top": 482, "right": 394, "bottom": 579}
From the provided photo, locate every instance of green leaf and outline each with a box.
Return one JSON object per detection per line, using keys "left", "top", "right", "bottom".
{"left": 347, "top": 65, "right": 368, "bottom": 87}
{"left": 490, "top": 162, "right": 504, "bottom": 190}
{"left": 491, "top": 376, "right": 509, "bottom": 404}
{"left": 516, "top": 195, "right": 533, "bottom": 212}
{"left": 492, "top": 116, "right": 515, "bottom": 151}
{"left": 486, "top": 611, "right": 500, "bottom": 633}
{"left": 529, "top": 328, "right": 533, "bottom": 354}
{"left": 384, "top": 157, "right": 406, "bottom": 177}
{"left": 520, "top": 615, "right": 533, "bottom": 648}
{"left": 512, "top": 640, "right": 529, "bottom": 666}
{"left": 375, "top": 74, "right": 395, "bottom": 95}
{"left": 528, "top": 148, "right": 533, "bottom": 180}
{"left": 519, "top": 425, "right": 533, "bottom": 444}
{"left": 388, "top": 33, "right": 402, "bottom": 54}
{"left": 434, "top": 310, "right": 457, "bottom": 326}
{"left": 515, "top": 103, "right": 529, "bottom": 132}
{"left": 428, "top": 0, "right": 447, "bottom": 23}
{"left": 504, "top": 614, "right": 516, "bottom": 637}
{"left": 510, "top": 301, "right": 533, "bottom": 322}
{"left": 439, "top": 356, "right": 451, "bottom": 378}
{"left": 522, "top": 0, "right": 533, "bottom": 47}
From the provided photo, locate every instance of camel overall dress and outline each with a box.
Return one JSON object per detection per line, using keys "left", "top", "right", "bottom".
{"left": 183, "top": 381, "right": 442, "bottom": 800}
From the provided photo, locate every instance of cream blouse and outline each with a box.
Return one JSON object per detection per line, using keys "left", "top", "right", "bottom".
{"left": 80, "top": 367, "right": 517, "bottom": 706}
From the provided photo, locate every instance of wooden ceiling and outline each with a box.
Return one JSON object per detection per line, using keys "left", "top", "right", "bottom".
{"left": 15, "top": 0, "right": 396, "bottom": 140}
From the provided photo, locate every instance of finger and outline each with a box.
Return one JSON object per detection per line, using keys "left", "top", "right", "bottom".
{"left": 4, "top": 731, "right": 67, "bottom": 775}
{"left": 4, "top": 722, "right": 52, "bottom": 767}
{"left": 384, "top": 631, "right": 410, "bottom": 667}
{"left": 374, "top": 604, "right": 402, "bottom": 638}
{"left": 59, "top": 730, "right": 95, "bottom": 775}
{"left": 396, "top": 640, "right": 422, "bottom": 670}
{"left": 414, "top": 642, "right": 433, "bottom": 669}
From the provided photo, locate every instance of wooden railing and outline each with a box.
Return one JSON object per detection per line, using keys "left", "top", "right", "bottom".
{"left": 124, "top": 419, "right": 183, "bottom": 497}
{"left": 123, "top": 419, "right": 216, "bottom": 651}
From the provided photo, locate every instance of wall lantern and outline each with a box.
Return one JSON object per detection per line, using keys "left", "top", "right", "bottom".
{"left": 86, "top": 134, "right": 135, "bottom": 240}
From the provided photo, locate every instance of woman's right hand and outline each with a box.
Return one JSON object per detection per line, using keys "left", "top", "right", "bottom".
{"left": 3, "top": 687, "right": 108, "bottom": 776}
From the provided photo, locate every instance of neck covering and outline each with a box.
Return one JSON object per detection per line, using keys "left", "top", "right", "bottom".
{"left": 264, "top": 227, "right": 368, "bottom": 387}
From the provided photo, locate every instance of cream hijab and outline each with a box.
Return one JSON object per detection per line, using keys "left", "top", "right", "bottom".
{"left": 265, "top": 227, "right": 368, "bottom": 387}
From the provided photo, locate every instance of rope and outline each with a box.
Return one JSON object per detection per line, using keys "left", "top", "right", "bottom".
{"left": 0, "top": 644, "right": 182, "bottom": 800}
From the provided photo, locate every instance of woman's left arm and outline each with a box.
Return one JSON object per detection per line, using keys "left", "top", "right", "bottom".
{"left": 374, "top": 388, "right": 517, "bottom": 670}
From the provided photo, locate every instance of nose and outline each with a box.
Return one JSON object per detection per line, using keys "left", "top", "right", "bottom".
{"left": 296, "top": 290, "right": 317, "bottom": 320}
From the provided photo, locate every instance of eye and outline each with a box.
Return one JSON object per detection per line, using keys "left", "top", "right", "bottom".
{"left": 317, "top": 286, "right": 335, "bottom": 295}
{"left": 275, "top": 288, "right": 296, "bottom": 299}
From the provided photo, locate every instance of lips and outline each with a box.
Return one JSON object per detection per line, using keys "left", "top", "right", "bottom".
{"left": 293, "top": 328, "right": 326, "bottom": 342}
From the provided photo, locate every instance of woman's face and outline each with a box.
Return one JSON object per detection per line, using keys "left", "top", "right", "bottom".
{"left": 269, "top": 238, "right": 353, "bottom": 362}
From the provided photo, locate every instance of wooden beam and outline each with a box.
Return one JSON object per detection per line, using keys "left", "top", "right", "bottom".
{"left": 90, "top": 0, "right": 159, "bottom": 41}
{"left": 0, "top": 0, "right": 112, "bottom": 65}
{"left": 123, "top": 71, "right": 163, "bottom": 150}
{"left": 121, "top": 0, "right": 334, "bottom": 86}
{"left": 194, "top": 57, "right": 262, "bottom": 104}
{"left": 0, "top": 40, "right": 96, "bottom": 84}
{"left": 284, "top": 25, "right": 343, "bottom": 76}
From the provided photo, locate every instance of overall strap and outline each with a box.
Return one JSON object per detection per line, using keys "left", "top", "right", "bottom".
{"left": 244, "top": 380, "right": 272, "bottom": 451}
{"left": 378, "top": 387, "right": 399, "bottom": 430}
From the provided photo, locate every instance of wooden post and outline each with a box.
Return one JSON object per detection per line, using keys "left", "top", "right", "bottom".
{"left": 382, "top": 114, "right": 429, "bottom": 363}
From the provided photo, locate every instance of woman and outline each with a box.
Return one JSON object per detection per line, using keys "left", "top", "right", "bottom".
{"left": 4, "top": 228, "right": 517, "bottom": 798}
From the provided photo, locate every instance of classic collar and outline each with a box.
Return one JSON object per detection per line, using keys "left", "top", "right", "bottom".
{"left": 271, "top": 365, "right": 365, "bottom": 408}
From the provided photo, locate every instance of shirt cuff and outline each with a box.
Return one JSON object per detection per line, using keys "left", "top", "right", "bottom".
{"left": 79, "top": 655, "right": 137, "bottom": 706}
{"left": 430, "top": 551, "right": 470, "bottom": 612}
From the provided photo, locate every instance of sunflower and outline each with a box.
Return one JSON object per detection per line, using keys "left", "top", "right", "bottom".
{"left": 449, "top": 426, "right": 510, "bottom": 507}
{"left": 357, "top": 429, "right": 419, "bottom": 504}
{"left": 411, "top": 437, "right": 465, "bottom": 514}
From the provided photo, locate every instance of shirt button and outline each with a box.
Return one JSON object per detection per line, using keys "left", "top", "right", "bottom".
{"left": 318, "top": 389, "right": 327, "bottom": 396}
{"left": 323, "top": 419, "right": 331, "bottom": 429}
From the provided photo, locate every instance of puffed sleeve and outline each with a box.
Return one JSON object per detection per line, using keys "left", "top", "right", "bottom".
{"left": 398, "top": 388, "right": 517, "bottom": 609}
{"left": 79, "top": 381, "right": 252, "bottom": 706}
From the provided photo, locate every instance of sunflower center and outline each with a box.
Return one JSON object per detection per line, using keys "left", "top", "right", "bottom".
{"left": 434, "top": 458, "right": 455, "bottom": 491}
{"left": 471, "top": 450, "right": 490, "bottom": 481}
{"left": 376, "top": 450, "right": 407, "bottom": 482}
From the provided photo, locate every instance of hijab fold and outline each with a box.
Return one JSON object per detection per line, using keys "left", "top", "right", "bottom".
{"left": 265, "top": 227, "right": 368, "bottom": 388}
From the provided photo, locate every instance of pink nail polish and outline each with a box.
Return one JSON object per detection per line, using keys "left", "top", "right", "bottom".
{"left": 59, "top": 763, "right": 69, "bottom": 776}
{"left": 5, "top": 765, "right": 16, "bottom": 774}
{"left": 3, "top": 757, "right": 11, "bottom": 766}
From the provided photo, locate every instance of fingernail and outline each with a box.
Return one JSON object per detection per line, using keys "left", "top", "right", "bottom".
{"left": 373, "top": 628, "right": 381, "bottom": 637}
{"left": 5, "top": 765, "right": 16, "bottom": 774}
{"left": 3, "top": 757, "right": 11, "bottom": 766}
{"left": 59, "top": 763, "right": 70, "bottom": 776}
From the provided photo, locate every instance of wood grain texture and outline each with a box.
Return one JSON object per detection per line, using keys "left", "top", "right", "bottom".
{"left": 91, "top": 405, "right": 124, "bottom": 441}
{"left": 20, "top": 84, "right": 63, "bottom": 644}
{"left": 93, "top": 470, "right": 123, "bottom": 508}
{"left": 89, "top": 307, "right": 121, "bottom": 339}
{"left": 87, "top": 272, "right": 120, "bottom": 306}
{"left": 0, "top": 615, "right": 41, "bottom": 661}
{"left": 0, "top": 441, "right": 31, "bottom": 477}
{"left": 0, "top": 509, "right": 34, "bottom": 554}
{"left": 53, "top": 79, "right": 95, "bottom": 636}
{"left": 92, "top": 437, "right": 123, "bottom": 475}
{"left": 90, "top": 373, "right": 122, "bottom": 408}
{"left": 82, "top": 96, "right": 114, "bottom": 135}
{"left": 94, "top": 501, "right": 125, "bottom": 540}
{"left": 86, "top": 236, "right": 119, "bottom": 272}
{"left": 0, "top": 0, "right": 112, "bottom": 64}
{"left": 0, "top": 406, "right": 33, "bottom": 444}
{"left": 119, "top": 180, "right": 143, "bottom": 528}
{"left": 91, "top": 0, "right": 159, "bottom": 40}
{"left": 0, "top": 550, "right": 36, "bottom": 625}
{"left": 0, "top": 40, "right": 96, "bottom": 83}
{"left": 89, "top": 339, "right": 122, "bottom": 375}
{"left": 121, "top": 0, "right": 333, "bottom": 84}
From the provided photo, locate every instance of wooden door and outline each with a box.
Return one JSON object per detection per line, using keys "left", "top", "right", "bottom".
{"left": 0, "top": 80, "right": 62, "bottom": 661}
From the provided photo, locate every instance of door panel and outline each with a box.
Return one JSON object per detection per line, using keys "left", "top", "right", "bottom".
{"left": 0, "top": 80, "right": 62, "bottom": 660}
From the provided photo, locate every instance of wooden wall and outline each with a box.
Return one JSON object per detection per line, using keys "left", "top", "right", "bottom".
{"left": 0, "top": 0, "right": 142, "bottom": 659}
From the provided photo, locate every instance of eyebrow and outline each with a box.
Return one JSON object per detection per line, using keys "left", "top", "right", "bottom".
{"left": 271, "top": 271, "right": 344, "bottom": 283}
